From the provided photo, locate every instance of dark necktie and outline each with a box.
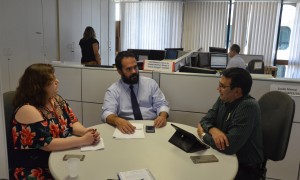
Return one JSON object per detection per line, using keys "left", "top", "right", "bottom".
{"left": 130, "top": 85, "right": 143, "bottom": 120}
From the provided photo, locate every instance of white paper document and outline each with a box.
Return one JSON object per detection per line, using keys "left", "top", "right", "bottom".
{"left": 81, "top": 138, "right": 105, "bottom": 151}
{"left": 113, "top": 123, "right": 145, "bottom": 139}
{"left": 118, "top": 168, "right": 156, "bottom": 180}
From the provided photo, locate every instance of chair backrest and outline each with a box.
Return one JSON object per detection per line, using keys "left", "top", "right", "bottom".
{"left": 247, "top": 59, "right": 265, "bottom": 74}
{"left": 3, "top": 91, "right": 16, "bottom": 176}
{"left": 258, "top": 91, "right": 295, "bottom": 161}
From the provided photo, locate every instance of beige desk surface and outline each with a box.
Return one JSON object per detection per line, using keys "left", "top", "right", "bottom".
{"left": 49, "top": 121, "right": 238, "bottom": 180}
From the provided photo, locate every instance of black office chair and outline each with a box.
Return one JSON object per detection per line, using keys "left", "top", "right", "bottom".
{"left": 247, "top": 59, "right": 265, "bottom": 74}
{"left": 258, "top": 91, "right": 295, "bottom": 179}
{"left": 3, "top": 91, "right": 16, "bottom": 179}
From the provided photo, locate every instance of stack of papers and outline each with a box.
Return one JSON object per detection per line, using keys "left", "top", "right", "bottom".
{"left": 113, "top": 123, "right": 145, "bottom": 139}
{"left": 81, "top": 138, "right": 105, "bottom": 151}
{"left": 118, "top": 168, "right": 156, "bottom": 180}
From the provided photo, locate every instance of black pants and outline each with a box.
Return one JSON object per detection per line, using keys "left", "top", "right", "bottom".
{"left": 235, "top": 163, "right": 263, "bottom": 180}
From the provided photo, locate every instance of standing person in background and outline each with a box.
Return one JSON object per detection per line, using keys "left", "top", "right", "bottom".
{"left": 79, "top": 26, "right": 101, "bottom": 65}
{"left": 227, "top": 44, "right": 246, "bottom": 69}
{"left": 11, "top": 63, "right": 100, "bottom": 179}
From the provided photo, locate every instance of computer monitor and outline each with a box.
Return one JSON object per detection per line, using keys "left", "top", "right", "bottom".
{"left": 137, "top": 61, "right": 144, "bottom": 70}
{"left": 209, "top": 47, "right": 227, "bottom": 53}
{"left": 127, "top": 49, "right": 150, "bottom": 61}
{"left": 179, "top": 66, "right": 217, "bottom": 74}
{"left": 198, "top": 52, "right": 210, "bottom": 68}
{"left": 165, "top": 50, "right": 178, "bottom": 59}
{"left": 148, "top": 50, "right": 166, "bottom": 60}
{"left": 185, "top": 55, "right": 192, "bottom": 66}
{"left": 164, "top": 48, "right": 184, "bottom": 59}
{"left": 127, "top": 49, "right": 150, "bottom": 56}
{"left": 191, "top": 52, "right": 199, "bottom": 67}
{"left": 210, "top": 53, "right": 228, "bottom": 69}
{"left": 84, "top": 64, "right": 114, "bottom": 68}
{"left": 138, "top": 55, "right": 148, "bottom": 61}
{"left": 165, "top": 48, "right": 184, "bottom": 51}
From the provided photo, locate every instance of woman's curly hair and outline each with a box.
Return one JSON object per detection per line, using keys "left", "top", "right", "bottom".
{"left": 14, "top": 63, "right": 55, "bottom": 108}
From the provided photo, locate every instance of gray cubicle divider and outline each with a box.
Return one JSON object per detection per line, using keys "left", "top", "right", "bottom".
{"left": 54, "top": 66, "right": 83, "bottom": 124}
{"left": 160, "top": 72, "right": 300, "bottom": 123}
{"left": 82, "top": 68, "right": 119, "bottom": 104}
{"left": 173, "top": 49, "right": 198, "bottom": 72}
{"left": 159, "top": 72, "right": 220, "bottom": 126}
{"left": 55, "top": 66, "right": 82, "bottom": 102}
{"left": 82, "top": 68, "right": 154, "bottom": 104}
{"left": 160, "top": 72, "right": 220, "bottom": 113}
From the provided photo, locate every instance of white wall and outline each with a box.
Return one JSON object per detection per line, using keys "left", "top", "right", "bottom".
{"left": 0, "top": 58, "right": 9, "bottom": 180}
{"left": 0, "top": 1, "right": 52, "bottom": 175}
{"left": 0, "top": 0, "right": 115, "bottom": 93}
{"left": 0, "top": 0, "right": 58, "bottom": 92}
{"left": 0, "top": 1, "right": 115, "bottom": 178}
{"left": 59, "top": 0, "right": 83, "bottom": 62}
{"left": 59, "top": 0, "right": 115, "bottom": 64}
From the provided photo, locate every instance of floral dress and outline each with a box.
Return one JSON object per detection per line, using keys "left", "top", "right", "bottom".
{"left": 11, "top": 95, "right": 79, "bottom": 180}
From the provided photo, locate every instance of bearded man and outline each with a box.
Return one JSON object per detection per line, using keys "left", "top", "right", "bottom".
{"left": 101, "top": 51, "right": 170, "bottom": 134}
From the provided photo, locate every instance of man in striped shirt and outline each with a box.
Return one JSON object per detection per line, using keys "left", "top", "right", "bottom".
{"left": 197, "top": 67, "right": 264, "bottom": 180}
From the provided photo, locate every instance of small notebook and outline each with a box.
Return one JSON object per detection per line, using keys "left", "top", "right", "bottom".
{"left": 81, "top": 138, "right": 104, "bottom": 151}
{"left": 118, "top": 168, "right": 156, "bottom": 180}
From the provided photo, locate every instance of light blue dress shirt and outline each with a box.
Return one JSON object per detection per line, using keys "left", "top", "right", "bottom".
{"left": 227, "top": 55, "right": 246, "bottom": 69}
{"left": 101, "top": 76, "right": 170, "bottom": 122}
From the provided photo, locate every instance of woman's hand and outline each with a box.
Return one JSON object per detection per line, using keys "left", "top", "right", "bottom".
{"left": 81, "top": 129, "right": 100, "bottom": 146}
{"left": 91, "top": 129, "right": 100, "bottom": 145}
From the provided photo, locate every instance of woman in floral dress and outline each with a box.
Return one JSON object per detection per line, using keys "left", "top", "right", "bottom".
{"left": 11, "top": 63, "right": 100, "bottom": 179}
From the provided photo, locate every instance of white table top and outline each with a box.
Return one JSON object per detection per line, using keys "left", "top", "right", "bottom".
{"left": 49, "top": 121, "right": 238, "bottom": 180}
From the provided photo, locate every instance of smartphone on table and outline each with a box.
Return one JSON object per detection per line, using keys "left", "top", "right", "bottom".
{"left": 145, "top": 125, "right": 155, "bottom": 133}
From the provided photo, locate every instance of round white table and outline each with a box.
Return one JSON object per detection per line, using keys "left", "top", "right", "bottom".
{"left": 49, "top": 121, "right": 238, "bottom": 180}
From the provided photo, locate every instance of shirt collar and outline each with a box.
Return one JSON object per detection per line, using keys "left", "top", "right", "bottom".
{"left": 224, "top": 94, "right": 251, "bottom": 108}
{"left": 119, "top": 79, "right": 139, "bottom": 90}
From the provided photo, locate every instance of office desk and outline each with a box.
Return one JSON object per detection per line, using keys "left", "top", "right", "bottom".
{"left": 49, "top": 121, "right": 238, "bottom": 180}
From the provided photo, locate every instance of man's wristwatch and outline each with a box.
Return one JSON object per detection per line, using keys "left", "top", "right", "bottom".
{"left": 201, "top": 132, "right": 206, "bottom": 138}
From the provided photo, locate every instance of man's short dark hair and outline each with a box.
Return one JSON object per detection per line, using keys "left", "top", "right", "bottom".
{"left": 230, "top": 44, "right": 240, "bottom": 54}
{"left": 222, "top": 67, "right": 252, "bottom": 96}
{"left": 115, "top": 51, "right": 137, "bottom": 70}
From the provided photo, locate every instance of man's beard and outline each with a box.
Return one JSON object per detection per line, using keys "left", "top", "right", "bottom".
{"left": 121, "top": 72, "right": 139, "bottom": 84}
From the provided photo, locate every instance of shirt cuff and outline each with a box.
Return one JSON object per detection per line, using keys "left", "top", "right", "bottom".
{"left": 201, "top": 132, "right": 206, "bottom": 138}
{"left": 102, "top": 111, "right": 114, "bottom": 122}
{"left": 158, "top": 106, "right": 170, "bottom": 116}
{"left": 204, "top": 125, "right": 213, "bottom": 133}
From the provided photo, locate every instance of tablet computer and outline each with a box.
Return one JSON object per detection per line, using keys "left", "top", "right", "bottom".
{"left": 169, "top": 123, "right": 210, "bottom": 153}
